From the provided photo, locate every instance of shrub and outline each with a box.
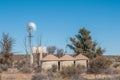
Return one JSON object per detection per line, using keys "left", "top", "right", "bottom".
{"left": 47, "top": 64, "right": 58, "bottom": 73}
{"left": 60, "top": 64, "right": 85, "bottom": 78}
{"left": 51, "top": 64, "right": 57, "bottom": 72}
{"left": 20, "top": 66, "right": 33, "bottom": 73}
{"left": 103, "top": 76, "right": 120, "bottom": 80}
{"left": 47, "top": 76, "right": 60, "bottom": 80}
{"left": 32, "top": 73, "right": 47, "bottom": 80}
{"left": 0, "top": 67, "right": 3, "bottom": 73}
{"left": 76, "top": 64, "right": 86, "bottom": 72}
{"left": 0, "top": 64, "right": 8, "bottom": 71}
{"left": 113, "top": 63, "right": 120, "bottom": 68}
{"left": 15, "top": 60, "right": 26, "bottom": 69}
{"left": 103, "top": 67, "right": 117, "bottom": 74}
{"left": 88, "top": 56, "right": 112, "bottom": 74}
{"left": 34, "top": 66, "right": 42, "bottom": 73}
{"left": 32, "top": 73, "right": 60, "bottom": 80}
{"left": 70, "top": 74, "right": 86, "bottom": 80}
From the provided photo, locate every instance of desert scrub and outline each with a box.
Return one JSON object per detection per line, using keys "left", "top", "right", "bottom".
{"left": 60, "top": 64, "right": 85, "bottom": 78}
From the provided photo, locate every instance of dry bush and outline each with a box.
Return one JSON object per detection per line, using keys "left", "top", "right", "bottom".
{"left": 0, "top": 64, "right": 8, "bottom": 72}
{"left": 0, "top": 68, "right": 2, "bottom": 73}
{"left": 113, "top": 63, "right": 120, "bottom": 68}
{"left": 20, "top": 66, "right": 33, "bottom": 73}
{"left": 47, "top": 64, "right": 58, "bottom": 73}
{"left": 47, "top": 76, "right": 61, "bottom": 80}
{"left": 70, "top": 74, "right": 86, "bottom": 80}
{"left": 34, "top": 66, "right": 42, "bottom": 73}
{"left": 76, "top": 64, "right": 86, "bottom": 72}
{"left": 103, "top": 76, "right": 120, "bottom": 80}
{"left": 32, "top": 73, "right": 60, "bottom": 80}
{"left": 32, "top": 73, "right": 47, "bottom": 80}
{"left": 60, "top": 64, "right": 85, "bottom": 78}
{"left": 103, "top": 67, "right": 117, "bottom": 74}
{"left": 15, "top": 60, "right": 26, "bottom": 69}
{"left": 88, "top": 56, "right": 112, "bottom": 74}
{"left": 51, "top": 64, "right": 57, "bottom": 72}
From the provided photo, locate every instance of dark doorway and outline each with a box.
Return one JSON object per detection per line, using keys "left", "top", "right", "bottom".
{"left": 58, "top": 61, "right": 60, "bottom": 71}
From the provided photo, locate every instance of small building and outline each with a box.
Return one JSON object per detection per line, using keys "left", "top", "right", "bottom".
{"left": 32, "top": 46, "right": 47, "bottom": 53}
{"left": 59, "top": 54, "right": 75, "bottom": 70}
{"left": 74, "top": 54, "right": 89, "bottom": 67}
{"left": 32, "top": 46, "right": 47, "bottom": 66}
{"left": 41, "top": 54, "right": 59, "bottom": 70}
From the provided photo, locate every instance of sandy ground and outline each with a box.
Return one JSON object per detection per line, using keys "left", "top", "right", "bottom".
{"left": 0, "top": 72, "right": 34, "bottom": 80}
{"left": 0, "top": 72, "right": 120, "bottom": 80}
{"left": 81, "top": 73, "right": 120, "bottom": 79}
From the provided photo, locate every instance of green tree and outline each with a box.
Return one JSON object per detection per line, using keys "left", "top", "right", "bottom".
{"left": 67, "top": 27, "right": 104, "bottom": 58}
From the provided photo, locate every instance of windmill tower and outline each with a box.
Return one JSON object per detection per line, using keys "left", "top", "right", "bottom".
{"left": 26, "top": 22, "right": 36, "bottom": 66}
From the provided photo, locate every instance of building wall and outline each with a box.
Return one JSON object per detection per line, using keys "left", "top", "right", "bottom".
{"left": 32, "top": 46, "right": 47, "bottom": 53}
{"left": 75, "top": 60, "right": 88, "bottom": 67}
{"left": 60, "top": 61, "right": 74, "bottom": 70}
{"left": 41, "top": 60, "right": 88, "bottom": 70}
{"left": 42, "top": 61, "right": 58, "bottom": 70}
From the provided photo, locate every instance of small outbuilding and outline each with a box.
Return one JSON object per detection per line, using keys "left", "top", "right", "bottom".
{"left": 59, "top": 54, "right": 75, "bottom": 70}
{"left": 74, "top": 54, "right": 89, "bottom": 67}
{"left": 41, "top": 54, "right": 59, "bottom": 70}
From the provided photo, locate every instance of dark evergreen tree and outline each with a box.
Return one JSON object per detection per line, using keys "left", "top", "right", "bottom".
{"left": 67, "top": 27, "right": 104, "bottom": 58}
{"left": 47, "top": 46, "right": 56, "bottom": 54}
{"left": 56, "top": 49, "right": 64, "bottom": 58}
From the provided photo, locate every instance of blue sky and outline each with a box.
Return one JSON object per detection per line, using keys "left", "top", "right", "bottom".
{"left": 0, "top": 0, "right": 120, "bottom": 55}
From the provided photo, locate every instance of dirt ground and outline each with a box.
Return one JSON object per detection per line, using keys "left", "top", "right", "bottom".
{"left": 0, "top": 72, "right": 120, "bottom": 80}
{"left": 0, "top": 72, "right": 34, "bottom": 80}
{"left": 81, "top": 73, "right": 120, "bottom": 79}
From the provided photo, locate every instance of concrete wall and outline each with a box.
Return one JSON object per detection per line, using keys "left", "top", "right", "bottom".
{"left": 42, "top": 61, "right": 58, "bottom": 70}
{"left": 75, "top": 60, "right": 88, "bottom": 67}
{"left": 41, "top": 60, "right": 88, "bottom": 70}
{"left": 60, "top": 61, "right": 74, "bottom": 70}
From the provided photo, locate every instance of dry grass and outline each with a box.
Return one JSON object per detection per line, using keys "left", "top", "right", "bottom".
{"left": 0, "top": 73, "right": 34, "bottom": 80}
{"left": 0, "top": 71, "right": 120, "bottom": 80}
